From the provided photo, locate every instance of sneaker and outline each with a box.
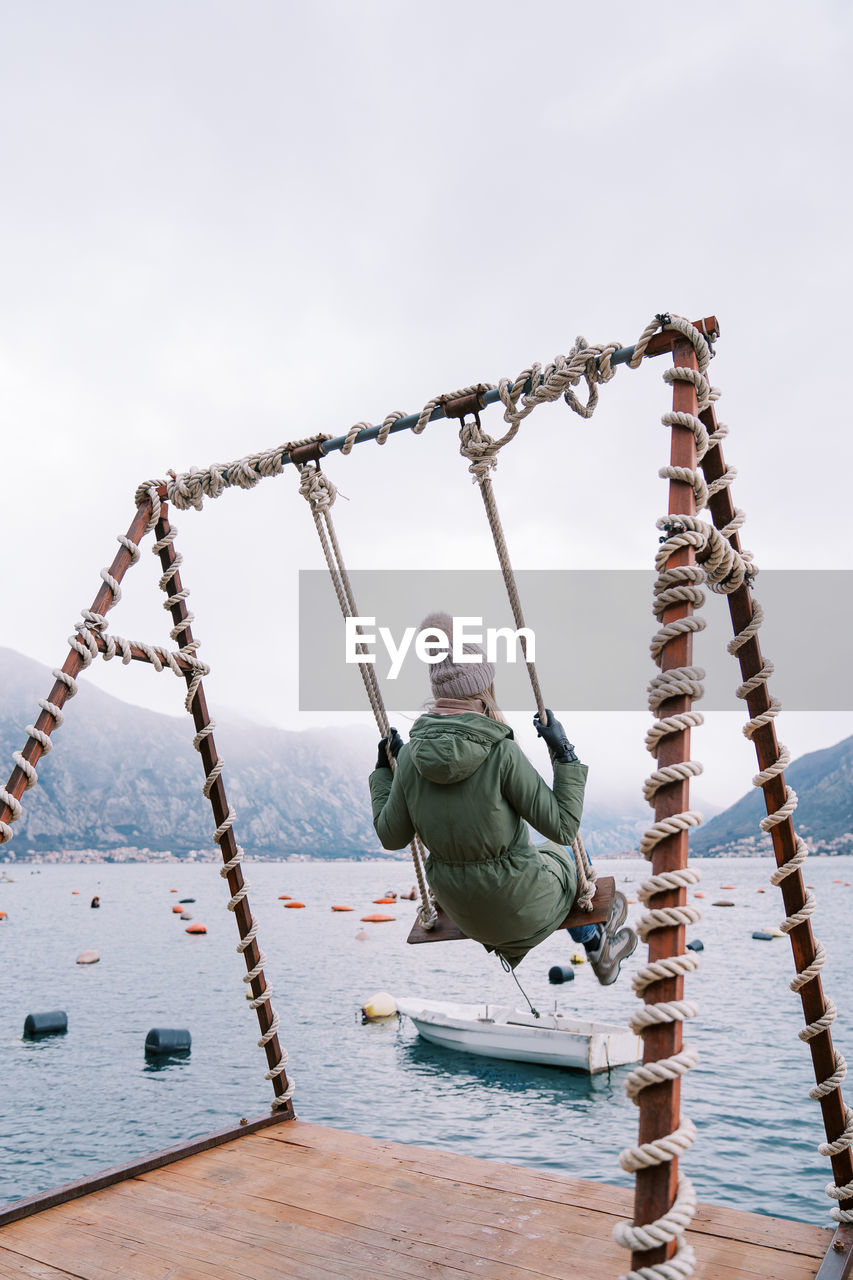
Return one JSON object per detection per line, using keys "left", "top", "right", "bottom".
{"left": 586, "top": 924, "right": 639, "bottom": 987}
{"left": 609, "top": 890, "right": 629, "bottom": 932}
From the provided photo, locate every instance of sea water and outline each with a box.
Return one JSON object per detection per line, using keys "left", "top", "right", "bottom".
{"left": 2, "top": 855, "right": 852, "bottom": 1225}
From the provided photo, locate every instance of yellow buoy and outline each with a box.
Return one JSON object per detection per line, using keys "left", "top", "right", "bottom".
{"left": 362, "top": 991, "right": 397, "bottom": 1019}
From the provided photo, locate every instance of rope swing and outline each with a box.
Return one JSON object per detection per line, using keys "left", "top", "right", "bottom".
{"left": 293, "top": 458, "right": 438, "bottom": 932}
{"left": 2, "top": 314, "right": 851, "bottom": 1280}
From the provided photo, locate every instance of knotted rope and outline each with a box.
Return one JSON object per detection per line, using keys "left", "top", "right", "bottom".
{"left": 456, "top": 404, "right": 598, "bottom": 911}
{"left": 614, "top": 315, "right": 749, "bottom": 1280}
{"left": 295, "top": 460, "right": 437, "bottom": 930}
{"left": 1, "top": 496, "right": 163, "bottom": 846}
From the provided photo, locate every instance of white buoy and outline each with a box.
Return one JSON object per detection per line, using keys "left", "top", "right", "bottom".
{"left": 76, "top": 949, "right": 100, "bottom": 965}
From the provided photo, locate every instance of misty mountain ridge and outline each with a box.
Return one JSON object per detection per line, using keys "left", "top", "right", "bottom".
{"left": 0, "top": 648, "right": 650, "bottom": 861}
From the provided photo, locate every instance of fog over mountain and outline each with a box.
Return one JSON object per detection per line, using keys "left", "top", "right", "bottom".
{"left": 0, "top": 648, "right": 652, "bottom": 860}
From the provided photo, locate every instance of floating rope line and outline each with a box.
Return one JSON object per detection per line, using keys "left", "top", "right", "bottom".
{"left": 294, "top": 460, "right": 437, "bottom": 931}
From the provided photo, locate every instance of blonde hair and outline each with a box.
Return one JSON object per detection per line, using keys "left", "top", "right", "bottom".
{"left": 463, "top": 684, "right": 507, "bottom": 724}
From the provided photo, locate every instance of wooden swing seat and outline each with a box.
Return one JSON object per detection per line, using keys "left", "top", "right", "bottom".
{"left": 406, "top": 875, "right": 616, "bottom": 945}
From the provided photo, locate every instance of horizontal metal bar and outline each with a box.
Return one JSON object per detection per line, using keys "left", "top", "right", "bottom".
{"left": 311, "top": 315, "right": 717, "bottom": 461}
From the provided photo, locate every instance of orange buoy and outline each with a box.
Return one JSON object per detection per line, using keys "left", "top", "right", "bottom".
{"left": 331, "top": 905, "right": 354, "bottom": 912}
{"left": 170, "top": 889, "right": 178, "bottom": 893}
{"left": 278, "top": 894, "right": 292, "bottom": 900}
{"left": 694, "top": 892, "right": 705, "bottom": 898}
{"left": 757, "top": 888, "right": 765, "bottom": 893}
{"left": 361, "top": 913, "right": 395, "bottom": 922}
{"left": 284, "top": 901, "right": 306, "bottom": 909}
{"left": 0, "top": 910, "right": 7, "bottom": 919}
{"left": 172, "top": 904, "right": 185, "bottom": 913}
{"left": 71, "top": 890, "right": 80, "bottom": 895}
{"left": 720, "top": 884, "right": 736, "bottom": 889}
{"left": 626, "top": 898, "right": 636, "bottom": 904}
{"left": 846, "top": 882, "right": 851, "bottom": 887}
{"left": 373, "top": 897, "right": 396, "bottom": 904}
{"left": 185, "top": 922, "right": 207, "bottom": 934}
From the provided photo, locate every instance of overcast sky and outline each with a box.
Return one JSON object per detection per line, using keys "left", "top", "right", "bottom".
{"left": 2, "top": 1, "right": 851, "bottom": 811}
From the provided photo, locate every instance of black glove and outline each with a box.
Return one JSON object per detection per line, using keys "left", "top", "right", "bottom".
{"left": 533, "top": 710, "right": 578, "bottom": 764}
{"left": 375, "top": 728, "right": 404, "bottom": 770}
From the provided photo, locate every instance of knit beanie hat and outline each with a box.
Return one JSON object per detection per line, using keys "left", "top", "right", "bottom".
{"left": 419, "top": 611, "right": 496, "bottom": 700}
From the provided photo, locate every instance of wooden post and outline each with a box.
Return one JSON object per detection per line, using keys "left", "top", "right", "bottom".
{"left": 631, "top": 338, "right": 700, "bottom": 1271}
{"left": 699, "top": 402, "right": 853, "bottom": 1217}
{"left": 150, "top": 501, "right": 294, "bottom": 1115}
{"left": 0, "top": 500, "right": 154, "bottom": 843}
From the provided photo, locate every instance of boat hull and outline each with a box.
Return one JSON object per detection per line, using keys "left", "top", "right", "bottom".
{"left": 396, "top": 999, "right": 641, "bottom": 1073}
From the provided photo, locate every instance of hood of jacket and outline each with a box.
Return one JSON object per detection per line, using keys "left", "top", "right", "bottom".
{"left": 407, "top": 713, "right": 513, "bottom": 785}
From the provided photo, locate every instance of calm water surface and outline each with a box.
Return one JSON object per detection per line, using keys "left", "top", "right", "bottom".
{"left": 2, "top": 855, "right": 852, "bottom": 1225}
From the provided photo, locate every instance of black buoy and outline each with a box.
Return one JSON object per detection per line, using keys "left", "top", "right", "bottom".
{"left": 24, "top": 1011, "right": 68, "bottom": 1038}
{"left": 548, "top": 964, "right": 576, "bottom": 984}
{"left": 685, "top": 938, "right": 704, "bottom": 952}
{"left": 178, "top": 898, "right": 195, "bottom": 904}
{"left": 90, "top": 895, "right": 100, "bottom": 908}
{"left": 752, "top": 931, "right": 775, "bottom": 941}
{"left": 144, "top": 1028, "right": 191, "bottom": 1056}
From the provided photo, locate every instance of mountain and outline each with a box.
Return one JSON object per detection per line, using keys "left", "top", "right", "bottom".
{"left": 0, "top": 648, "right": 650, "bottom": 861}
{"left": 689, "top": 735, "right": 853, "bottom": 857}
{"left": 0, "top": 648, "right": 380, "bottom": 859}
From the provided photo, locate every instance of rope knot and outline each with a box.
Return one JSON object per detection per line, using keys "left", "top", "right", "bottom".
{"left": 459, "top": 416, "right": 501, "bottom": 481}
{"left": 298, "top": 464, "right": 337, "bottom": 513}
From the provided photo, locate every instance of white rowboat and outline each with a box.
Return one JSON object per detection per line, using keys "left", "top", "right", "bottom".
{"left": 396, "top": 998, "right": 641, "bottom": 1074}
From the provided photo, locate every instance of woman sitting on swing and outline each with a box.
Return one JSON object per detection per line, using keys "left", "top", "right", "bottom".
{"left": 369, "top": 613, "right": 638, "bottom": 982}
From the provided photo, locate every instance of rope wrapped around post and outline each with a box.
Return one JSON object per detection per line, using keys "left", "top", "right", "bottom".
{"left": 0, "top": 499, "right": 160, "bottom": 848}
{"left": 615, "top": 316, "right": 716, "bottom": 1280}
{"left": 147, "top": 492, "right": 294, "bottom": 1109}
{"left": 696, "top": 390, "right": 853, "bottom": 1224}
{"left": 294, "top": 457, "right": 437, "bottom": 931}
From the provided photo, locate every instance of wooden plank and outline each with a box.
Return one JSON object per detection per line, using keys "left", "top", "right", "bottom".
{"left": 0, "top": 1121, "right": 831, "bottom": 1280}
{"left": 0, "top": 1247, "right": 80, "bottom": 1279}
{"left": 0, "top": 1112, "right": 294, "bottom": 1227}
{"left": 109, "top": 1176, "right": 550, "bottom": 1280}
{"left": 407, "top": 878, "right": 616, "bottom": 944}
{"left": 175, "top": 1135, "right": 829, "bottom": 1278}
{"left": 267, "top": 1123, "right": 830, "bottom": 1255}
{"left": 140, "top": 1152, "right": 607, "bottom": 1277}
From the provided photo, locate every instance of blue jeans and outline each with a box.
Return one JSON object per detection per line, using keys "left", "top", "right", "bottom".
{"left": 568, "top": 922, "right": 600, "bottom": 945}
{"left": 563, "top": 844, "right": 600, "bottom": 946}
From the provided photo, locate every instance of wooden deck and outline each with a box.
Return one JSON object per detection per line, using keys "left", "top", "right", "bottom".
{"left": 0, "top": 1116, "right": 836, "bottom": 1280}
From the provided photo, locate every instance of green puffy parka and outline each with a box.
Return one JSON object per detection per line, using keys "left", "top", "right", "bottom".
{"left": 368, "top": 712, "right": 588, "bottom": 967}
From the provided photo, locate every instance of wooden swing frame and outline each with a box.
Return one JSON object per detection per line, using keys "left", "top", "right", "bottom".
{"left": 3, "top": 312, "right": 852, "bottom": 1275}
